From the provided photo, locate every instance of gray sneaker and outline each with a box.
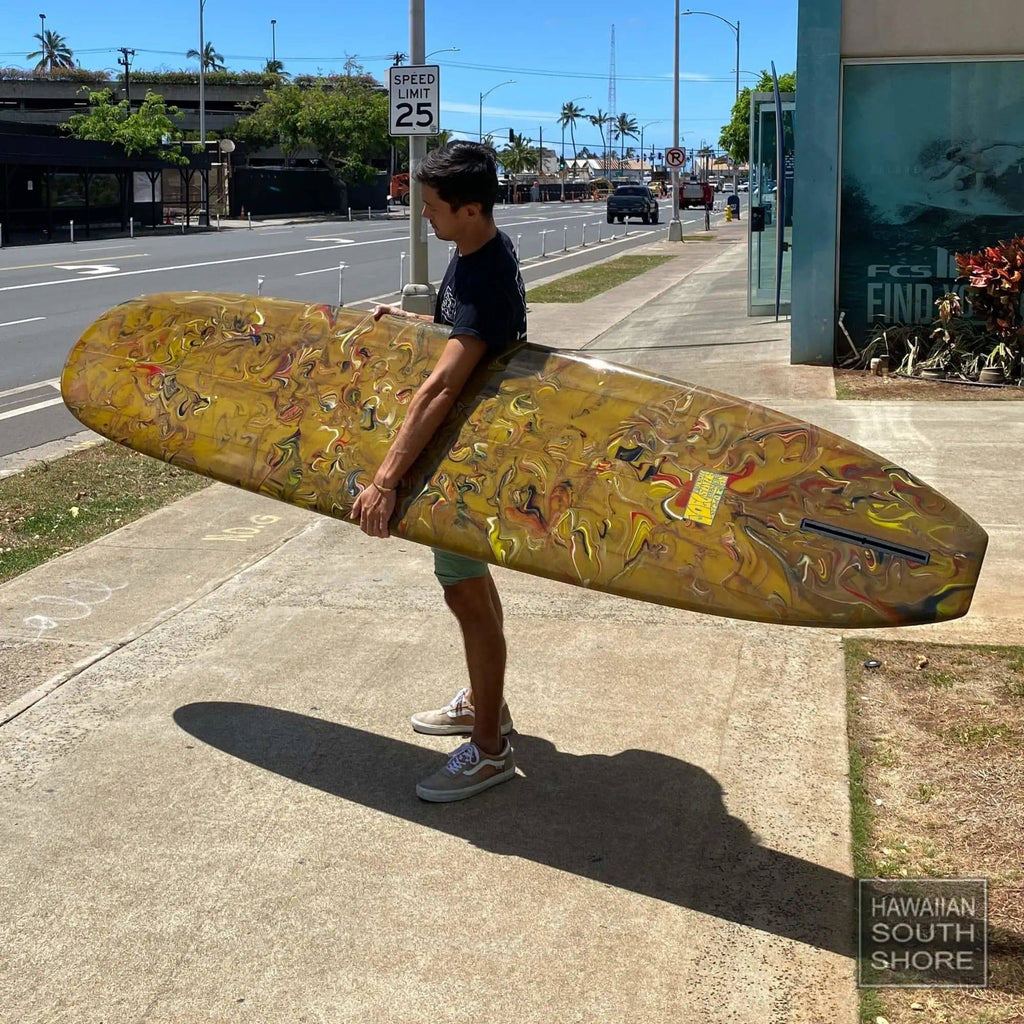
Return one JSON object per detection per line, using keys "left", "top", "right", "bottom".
{"left": 416, "top": 739, "right": 516, "bottom": 802}
{"left": 410, "top": 687, "right": 513, "bottom": 736}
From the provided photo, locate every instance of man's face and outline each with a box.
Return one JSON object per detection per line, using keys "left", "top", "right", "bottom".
{"left": 421, "top": 184, "right": 472, "bottom": 241}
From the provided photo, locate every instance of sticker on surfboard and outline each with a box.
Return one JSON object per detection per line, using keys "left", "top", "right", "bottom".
{"left": 683, "top": 470, "right": 728, "bottom": 525}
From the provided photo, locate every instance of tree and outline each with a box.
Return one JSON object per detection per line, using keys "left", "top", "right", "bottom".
{"left": 718, "top": 69, "right": 795, "bottom": 165}
{"left": 588, "top": 108, "right": 611, "bottom": 171}
{"left": 234, "top": 79, "right": 390, "bottom": 186}
{"left": 558, "top": 100, "right": 586, "bottom": 174}
{"left": 27, "top": 30, "right": 75, "bottom": 72}
{"left": 62, "top": 88, "right": 190, "bottom": 164}
{"left": 263, "top": 59, "right": 287, "bottom": 79}
{"left": 613, "top": 112, "right": 638, "bottom": 164}
{"left": 496, "top": 132, "right": 536, "bottom": 176}
{"left": 187, "top": 42, "right": 226, "bottom": 73}
{"left": 427, "top": 129, "right": 453, "bottom": 153}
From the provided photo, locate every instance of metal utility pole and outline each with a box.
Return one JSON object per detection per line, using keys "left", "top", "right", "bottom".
{"left": 198, "top": 0, "right": 210, "bottom": 227}
{"left": 401, "top": 0, "right": 434, "bottom": 315}
{"left": 668, "top": 0, "right": 683, "bottom": 241}
{"left": 271, "top": 19, "right": 277, "bottom": 63}
{"left": 117, "top": 47, "right": 135, "bottom": 109}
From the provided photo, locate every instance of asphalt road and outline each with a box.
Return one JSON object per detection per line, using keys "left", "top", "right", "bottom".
{"left": 0, "top": 197, "right": 739, "bottom": 458}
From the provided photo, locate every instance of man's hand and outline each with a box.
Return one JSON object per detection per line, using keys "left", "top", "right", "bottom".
{"left": 350, "top": 481, "right": 397, "bottom": 538}
{"left": 372, "top": 304, "right": 427, "bottom": 322}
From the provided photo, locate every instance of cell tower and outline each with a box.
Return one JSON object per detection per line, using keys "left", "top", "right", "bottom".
{"left": 608, "top": 25, "right": 617, "bottom": 122}
{"left": 607, "top": 25, "right": 616, "bottom": 168}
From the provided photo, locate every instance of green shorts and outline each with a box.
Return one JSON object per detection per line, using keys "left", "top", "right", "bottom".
{"left": 432, "top": 547, "right": 489, "bottom": 588}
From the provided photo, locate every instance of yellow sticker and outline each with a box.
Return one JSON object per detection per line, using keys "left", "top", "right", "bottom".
{"left": 683, "top": 470, "right": 728, "bottom": 526}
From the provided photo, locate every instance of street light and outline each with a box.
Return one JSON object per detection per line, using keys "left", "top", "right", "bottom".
{"left": 681, "top": 9, "right": 740, "bottom": 194}
{"left": 426, "top": 46, "right": 459, "bottom": 59}
{"left": 479, "top": 79, "right": 514, "bottom": 143}
{"left": 559, "top": 94, "right": 590, "bottom": 202}
{"left": 39, "top": 13, "right": 45, "bottom": 48}
{"left": 271, "top": 19, "right": 276, "bottom": 63}
{"left": 639, "top": 119, "right": 665, "bottom": 182}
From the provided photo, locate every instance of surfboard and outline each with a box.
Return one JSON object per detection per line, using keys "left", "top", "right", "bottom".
{"left": 61, "top": 292, "right": 987, "bottom": 629}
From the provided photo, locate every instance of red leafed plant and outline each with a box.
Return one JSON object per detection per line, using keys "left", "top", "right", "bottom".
{"left": 956, "top": 236, "right": 1024, "bottom": 339}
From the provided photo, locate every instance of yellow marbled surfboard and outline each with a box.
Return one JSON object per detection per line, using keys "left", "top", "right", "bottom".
{"left": 61, "top": 292, "right": 987, "bottom": 628}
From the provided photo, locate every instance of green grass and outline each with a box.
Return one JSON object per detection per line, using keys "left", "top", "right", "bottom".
{"left": 0, "top": 442, "right": 210, "bottom": 585}
{"left": 526, "top": 255, "right": 675, "bottom": 303}
{"left": 942, "top": 723, "right": 1016, "bottom": 747}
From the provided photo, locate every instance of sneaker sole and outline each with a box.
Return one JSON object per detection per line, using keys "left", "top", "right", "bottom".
{"left": 410, "top": 717, "right": 513, "bottom": 737}
{"left": 415, "top": 765, "right": 516, "bottom": 803}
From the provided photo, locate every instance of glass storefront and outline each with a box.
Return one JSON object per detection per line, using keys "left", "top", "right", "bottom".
{"left": 748, "top": 92, "right": 795, "bottom": 316}
{"left": 839, "top": 58, "right": 1024, "bottom": 345}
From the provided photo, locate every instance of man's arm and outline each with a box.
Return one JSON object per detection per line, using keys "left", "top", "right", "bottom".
{"left": 371, "top": 303, "right": 434, "bottom": 324}
{"left": 350, "top": 333, "right": 488, "bottom": 538}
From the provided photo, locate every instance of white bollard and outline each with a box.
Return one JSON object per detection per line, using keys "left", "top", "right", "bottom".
{"left": 516, "top": 234, "right": 522, "bottom": 259}
{"left": 338, "top": 263, "right": 347, "bottom": 305}
{"left": 217, "top": 214, "right": 221, "bottom": 232}
{"left": 581, "top": 223, "right": 586, "bottom": 248}
{"left": 257, "top": 275, "right": 265, "bottom": 296}
{"left": 563, "top": 224, "right": 568, "bottom": 251}
{"left": 348, "top": 207, "right": 352, "bottom": 222}
{"left": 539, "top": 229, "right": 551, "bottom": 258}
{"left": 368, "top": 207, "right": 371, "bottom": 221}
{"left": 597, "top": 220, "right": 603, "bottom": 243}
{"left": 248, "top": 212, "right": 252, "bottom": 230}
{"left": 129, "top": 216, "right": 134, "bottom": 239}
{"left": 70, "top": 219, "right": 75, "bottom": 243}
{"left": 400, "top": 251, "right": 407, "bottom": 293}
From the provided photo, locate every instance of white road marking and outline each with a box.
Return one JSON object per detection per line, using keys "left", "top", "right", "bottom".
{"left": 0, "top": 396, "right": 65, "bottom": 421}
{"left": 0, "top": 378, "right": 61, "bottom": 399}
{"left": 0, "top": 252, "right": 149, "bottom": 274}
{"left": 53, "top": 264, "right": 120, "bottom": 276}
{"left": 0, "top": 242, "right": 351, "bottom": 294}
{"left": 0, "top": 317, "right": 47, "bottom": 329}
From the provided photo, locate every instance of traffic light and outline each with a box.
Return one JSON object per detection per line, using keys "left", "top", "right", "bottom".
{"left": 509, "top": 128, "right": 515, "bottom": 144}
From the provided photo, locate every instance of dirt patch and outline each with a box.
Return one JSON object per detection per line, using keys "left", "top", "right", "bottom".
{"left": 835, "top": 369, "right": 1024, "bottom": 402}
{"left": 847, "top": 639, "right": 1024, "bottom": 1022}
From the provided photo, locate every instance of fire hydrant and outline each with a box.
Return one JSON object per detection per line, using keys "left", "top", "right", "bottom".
{"left": 725, "top": 204, "right": 733, "bottom": 223}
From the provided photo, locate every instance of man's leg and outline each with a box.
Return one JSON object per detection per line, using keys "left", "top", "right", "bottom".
{"left": 442, "top": 573, "right": 506, "bottom": 755}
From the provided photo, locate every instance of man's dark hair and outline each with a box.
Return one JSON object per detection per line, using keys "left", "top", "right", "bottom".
{"left": 414, "top": 142, "right": 500, "bottom": 216}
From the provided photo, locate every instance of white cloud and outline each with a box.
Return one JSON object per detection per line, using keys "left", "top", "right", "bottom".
{"left": 441, "top": 100, "right": 558, "bottom": 120}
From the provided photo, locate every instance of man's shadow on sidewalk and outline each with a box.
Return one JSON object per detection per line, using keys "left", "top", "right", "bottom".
{"left": 176, "top": 701, "right": 859, "bottom": 956}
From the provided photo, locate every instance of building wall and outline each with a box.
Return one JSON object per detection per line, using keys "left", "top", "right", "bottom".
{"left": 792, "top": 0, "right": 1024, "bottom": 364}
{"left": 842, "top": 0, "right": 1024, "bottom": 57}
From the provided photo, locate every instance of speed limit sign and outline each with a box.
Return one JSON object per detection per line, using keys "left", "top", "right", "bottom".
{"left": 665, "top": 146, "right": 686, "bottom": 169}
{"left": 388, "top": 64, "right": 440, "bottom": 136}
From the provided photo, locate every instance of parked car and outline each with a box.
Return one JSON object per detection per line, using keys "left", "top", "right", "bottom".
{"left": 606, "top": 184, "right": 660, "bottom": 224}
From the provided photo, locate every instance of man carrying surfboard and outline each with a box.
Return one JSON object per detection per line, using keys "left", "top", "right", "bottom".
{"left": 354, "top": 142, "right": 527, "bottom": 803}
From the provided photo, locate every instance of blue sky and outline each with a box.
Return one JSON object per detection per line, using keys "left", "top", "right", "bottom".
{"left": 4, "top": 1, "right": 798, "bottom": 156}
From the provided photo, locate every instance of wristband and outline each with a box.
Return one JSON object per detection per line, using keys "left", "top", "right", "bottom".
{"left": 371, "top": 480, "right": 395, "bottom": 494}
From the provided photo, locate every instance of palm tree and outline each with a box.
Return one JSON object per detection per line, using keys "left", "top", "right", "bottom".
{"left": 187, "top": 42, "right": 226, "bottom": 72}
{"left": 427, "top": 129, "right": 453, "bottom": 153}
{"left": 614, "top": 113, "right": 638, "bottom": 166}
{"left": 558, "top": 100, "right": 586, "bottom": 177}
{"left": 588, "top": 108, "right": 611, "bottom": 172}
{"left": 498, "top": 132, "right": 536, "bottom": 176}
{"left": 27, "top": 30, "right": 75, "bottom": 72}
{"left": 263, "top": 59, "right": 287, "bottom": 78}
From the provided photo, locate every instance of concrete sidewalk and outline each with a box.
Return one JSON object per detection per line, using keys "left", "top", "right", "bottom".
{"left": 1, "top": 220, "right": 1021, "bottom": 1023}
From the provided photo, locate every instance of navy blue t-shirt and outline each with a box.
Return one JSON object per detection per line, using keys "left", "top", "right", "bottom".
{"left": 434, "top": 229, "right": 527, "bottom": 357}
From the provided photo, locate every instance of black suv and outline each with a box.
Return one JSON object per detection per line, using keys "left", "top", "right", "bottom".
{"left": 606, "top": 184, "right": 660, "bottom": 225}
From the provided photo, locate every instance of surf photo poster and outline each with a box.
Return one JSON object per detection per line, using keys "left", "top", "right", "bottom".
{"left": 838, "top": 59, "right": 1024, "bottom": 344}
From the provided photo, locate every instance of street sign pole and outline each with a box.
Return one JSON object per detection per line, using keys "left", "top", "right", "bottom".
{"left": 668, "top": 0, "right": 683, "bottom": 242}
{"left": 400, "top": 0, "right": 436, "bottom": 315}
